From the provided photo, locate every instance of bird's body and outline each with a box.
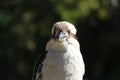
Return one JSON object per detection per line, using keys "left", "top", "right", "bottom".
{"left": 32, "top": 21, "right": 85, "bottom": 80}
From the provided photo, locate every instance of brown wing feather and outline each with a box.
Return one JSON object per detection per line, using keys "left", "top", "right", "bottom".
{"left": 32, "top": 51, "right": 47, "bottom": 80}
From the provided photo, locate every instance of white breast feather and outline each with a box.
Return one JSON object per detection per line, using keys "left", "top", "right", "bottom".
{"left": 42, "top": 38, "right": 85, "bottom": 80}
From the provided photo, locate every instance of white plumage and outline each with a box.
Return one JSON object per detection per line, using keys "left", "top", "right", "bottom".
{"left": 32, "top": 21, "right": 85, "bottom": 80}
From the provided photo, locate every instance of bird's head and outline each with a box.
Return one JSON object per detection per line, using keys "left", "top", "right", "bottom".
{"left": 51, "top": 21, "right": 77, "bottom": 42}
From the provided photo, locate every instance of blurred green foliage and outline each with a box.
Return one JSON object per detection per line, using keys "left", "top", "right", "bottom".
{"left": 0, "top": 0, "right": 120, "bottom": 80}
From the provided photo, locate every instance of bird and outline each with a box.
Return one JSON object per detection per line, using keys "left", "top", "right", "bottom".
{"left": 32, "top": 21, "right": 85, "bottom": 80}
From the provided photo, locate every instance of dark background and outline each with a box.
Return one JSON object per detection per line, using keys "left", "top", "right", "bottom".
{"left": 0, "top": 0, "right": 120, "bottom": 80}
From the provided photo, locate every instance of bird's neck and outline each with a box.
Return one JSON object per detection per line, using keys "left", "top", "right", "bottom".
{"left": 46, "top": 38, "right": 80, "bottom": 52}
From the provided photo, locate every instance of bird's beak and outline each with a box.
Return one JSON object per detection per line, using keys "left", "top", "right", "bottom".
{"left": 58, "top": 32, "right": 68, "bottom": 41}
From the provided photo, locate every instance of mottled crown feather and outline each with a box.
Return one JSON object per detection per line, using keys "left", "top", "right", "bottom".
{"left": 52, "top": 21, "right": 77, "bottom": 35}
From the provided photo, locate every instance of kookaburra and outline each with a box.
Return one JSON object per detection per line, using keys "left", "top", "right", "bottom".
{"left": 32, "top": 21, "right": 85, "bottom": 80}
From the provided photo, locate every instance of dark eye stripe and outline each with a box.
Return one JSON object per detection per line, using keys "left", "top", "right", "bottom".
{"left": 68, "top": 30, "right": 70, "bottom": 34}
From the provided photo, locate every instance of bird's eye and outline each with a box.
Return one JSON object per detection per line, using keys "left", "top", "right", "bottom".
{"left": 68, "top": 30, "right": 70, "bottom": 34}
